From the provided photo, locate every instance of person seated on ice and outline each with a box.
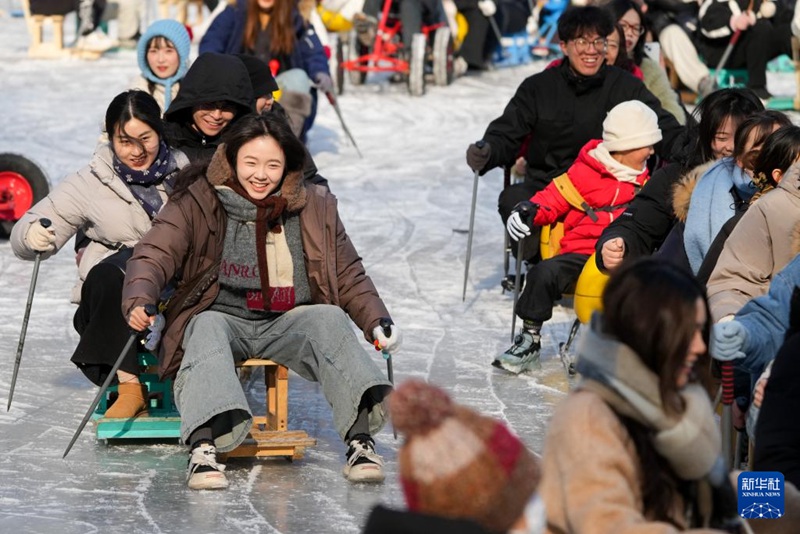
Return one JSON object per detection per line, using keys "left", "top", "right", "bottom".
{"left": 362, "top": 379, "right": 543, "bottom": 534}
{"left": 594, "top": 87, "right": 763, "bottom": 272}
{"left": 354, "top": 0, "right": 446, "bottom": 51}
{"left": 643, "top": 0, "right": 717, "bottom": 97}
{"left": 122, "top": 112, "right": 399, "bottom": 489}
{"left": 607, "top": 0, "right": 687, "bottom": 125}
{"left": 198, "top": 0, "right": 332, "bottom": 142}
{"left": 130, "top": 19, "right": 192, "bottom": 115}
{"left": 494, "top": 100, "right": 661, "bottom": 374}
{"left": 536, "top": 258, "right": 756, "bottom": 533}
{"left": 451, "top": 0, "right": 531, "bottom": 71}
{"left": 465, "top": 5, "right": 686, "bottom": 264}
{"left": 10, "top": 90, "right": 189, "bottom": 418}
{"left": 163, "top": 52, "right": 255, "bottom": 163}
{"left": 697, "top": 0, "right": 790, "bottom": 101}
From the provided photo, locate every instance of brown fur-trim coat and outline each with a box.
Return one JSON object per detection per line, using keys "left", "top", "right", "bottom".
{"left": 670, "top": 161, "right": 715, "bottom": 223}
{"left": 122, "top": 148, "right": 389, "bottom": 379}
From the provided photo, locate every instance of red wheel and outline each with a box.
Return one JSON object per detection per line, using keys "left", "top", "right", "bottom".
{"left": 0, "top": 153, "right": 50, "bottom": 237}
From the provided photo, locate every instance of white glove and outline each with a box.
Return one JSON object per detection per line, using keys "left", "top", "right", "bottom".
{"left": 26, "top": 220, "right": 55, "bottom": 252}
{"left": 506, "top": 211, "right": 532, "bottom": 241}
{"left": 759, "top": 0, "right": 776, "bottom": 19}
{"left": 144, "top": 313, "right": 166, "bottom": 352}
{"left": 478, "top": 0, "right": 497, "bottom": 17}
{"left": 373, "top": 324, "right": 402, "bottom": 354}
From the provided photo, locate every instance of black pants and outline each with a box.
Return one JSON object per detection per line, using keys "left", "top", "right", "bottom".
{"left": 516, "top": 253, "right": 589, "bottom": 323}
{"left": 700, "top": 20, "right": 792, "bottom": 90}
{"left": 72, "top": 263, "right": 140, "bottom": 386}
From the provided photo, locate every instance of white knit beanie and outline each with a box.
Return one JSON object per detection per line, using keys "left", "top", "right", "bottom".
{"left": 602, "top": 100, "right": 663, "bottom": 152}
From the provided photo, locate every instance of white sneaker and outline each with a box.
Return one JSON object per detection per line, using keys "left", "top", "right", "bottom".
{"left": 343, "top": 435, "right": 384, "bottom": 483}
{"left": 187, "top": 443, "right": 228, "bottom": 490}
{"left": 75, "top": 29, "right": 118, "bottom": 53}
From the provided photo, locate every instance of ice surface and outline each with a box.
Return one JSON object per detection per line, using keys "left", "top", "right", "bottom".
{"left": 1, "top": 7, "right": 798, "bottom": 533}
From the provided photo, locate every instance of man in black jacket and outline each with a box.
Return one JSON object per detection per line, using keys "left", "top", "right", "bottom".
{"left": 465, "top": 5, "right": 687, "bottom": 257}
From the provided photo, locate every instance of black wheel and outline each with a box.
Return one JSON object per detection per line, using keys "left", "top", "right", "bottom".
{"left": 432, "top": 27, "right": 454, "bottom": 87}
{"left": 0, "top": 153, "right": 50, "bottom": 237}
{"left": 407, "top": 33, "right": 426, "bottom": 97}
{"left": 347, "top": 31, "right": 367, "bottom": 86}
{"left": 329, "top": 33, "right": 346, "bottom": 96}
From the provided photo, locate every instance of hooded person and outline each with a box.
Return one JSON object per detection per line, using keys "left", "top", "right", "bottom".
{"left": 163, "top": 52, "right": 255, "bottom": 162}
{"left": 495, "top": 100, "right": 661, "bottom": 374}
{"left": 363, "top": 379, "right": 543, "bottom": 534}
{"left": 131, "top": 19, "right": 193, "bottom": 113}
{"left": 235, "top": 54, "right": 280, "bottom": 114}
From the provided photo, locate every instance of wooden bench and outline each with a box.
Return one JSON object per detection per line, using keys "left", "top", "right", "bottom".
{"left": 220, "top": 359, "right": 316, "bottom": 461}
{"left": 20, "top": 0, "right": 69, "bottom": 59}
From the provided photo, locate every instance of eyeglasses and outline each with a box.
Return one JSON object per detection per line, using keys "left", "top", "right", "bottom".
{"left": 571, "top": 37, "right": 607, "bottom": 52}
{"left": 619, "top": 21, "right": 645, "bottom": 36}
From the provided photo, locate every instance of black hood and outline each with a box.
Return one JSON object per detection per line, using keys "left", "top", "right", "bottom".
{"left": 164, "top": 52, "right": 255, "bottom": 124}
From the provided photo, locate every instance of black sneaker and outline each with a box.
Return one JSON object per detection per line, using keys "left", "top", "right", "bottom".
{"left": 343, "top": 435, "right": 384, "bottom": 483}
{"left": 187, "top": 443, "right": 228, "bottom": 490}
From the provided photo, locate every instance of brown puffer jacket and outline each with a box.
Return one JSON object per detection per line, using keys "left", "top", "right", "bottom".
{"left": 121, "top": 154, "right": 389, "bottom": 379}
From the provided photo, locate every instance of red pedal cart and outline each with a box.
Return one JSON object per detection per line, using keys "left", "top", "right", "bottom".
{"left": 331, "top": 0, "right": 455, "bottom": 96}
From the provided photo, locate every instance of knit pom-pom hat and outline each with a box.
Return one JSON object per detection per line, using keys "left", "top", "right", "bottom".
{"left": 390, "top": 380, "right": 540, "bottom": 533}
{"left": 137, "top": 19, "right": 192, "bottom": 110}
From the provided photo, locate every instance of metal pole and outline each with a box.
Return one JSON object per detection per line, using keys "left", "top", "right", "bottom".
{"left": 462, "top": 169, "right": 480, "bottom": 301}
{"left": 377, "top": 318, "right": 396, "bottom": 439}
{"left": 7, "top": 218, "right": 51, "bottom": 411}
{"left": 511, "top": 239, "right": 525, "bottom": 343}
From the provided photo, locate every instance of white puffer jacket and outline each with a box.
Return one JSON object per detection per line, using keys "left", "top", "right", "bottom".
{"left": 10, "top": 143, "right": 189, "bottom": 303}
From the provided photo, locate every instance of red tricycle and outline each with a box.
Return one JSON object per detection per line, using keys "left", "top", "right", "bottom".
{"left": 331, "top": 0, "right": 455, "bottom": 96}
{"left": 0, "top": 154, "right": 50, "bottom": 237}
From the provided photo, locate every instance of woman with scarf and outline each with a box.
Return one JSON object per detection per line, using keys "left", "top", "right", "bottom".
{"left": 10, "top": 90, "right": 189, "bottom": 419}
{"left": 679, "top": 110, "right": 790, "bottom": 276}
{"left": 538, "top": 258, "right": 747, "bottom": 533}
{"left": 121, "top": 112, "right": 398, "bottom": 490}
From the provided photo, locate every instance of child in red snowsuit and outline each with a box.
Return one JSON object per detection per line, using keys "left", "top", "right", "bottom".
{"left": 494, "top": 100, "right": 662, "bottom": 373}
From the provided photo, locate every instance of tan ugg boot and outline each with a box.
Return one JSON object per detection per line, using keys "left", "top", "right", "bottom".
{"left": 104, "top": 382, "right": 149, "bottom": 419}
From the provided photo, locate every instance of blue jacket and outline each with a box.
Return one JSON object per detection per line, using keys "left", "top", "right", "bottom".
{"left": 735, "top": 253, "right": 800, "bottom": 376}
{"left": 199, "top": 1, "right": 329, "bottom": 80}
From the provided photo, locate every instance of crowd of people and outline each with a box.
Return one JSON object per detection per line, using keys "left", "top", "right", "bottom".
{"left": 9, "top": 0, "right": 800, "bottom": 532}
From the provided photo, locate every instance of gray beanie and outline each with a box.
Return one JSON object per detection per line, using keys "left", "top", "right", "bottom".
{"left": 602, "top": 100, "right": 662, "bottom": 152}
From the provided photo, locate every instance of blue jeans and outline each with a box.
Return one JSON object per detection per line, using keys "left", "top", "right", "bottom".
{"left": 175, "top": 305, "right": 392, "bottom": 451}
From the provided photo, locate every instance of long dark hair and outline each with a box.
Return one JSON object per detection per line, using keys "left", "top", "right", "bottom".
{"left": 601, "top": 258, "right": 712, "bottom": 523}
{"left": 243, "top": 0, "right": 297, "bottom": 56}
{"left": 172, "top": 112, "right": 305, "bottom": 196}
{"left": 606, "top": 0, "right": 646, "bottom": 65}
{"left": 683, "top": 88, "right": 764, "bottom": 167}
{"left": 609, "top": 23, "right": 636, "bottom": 73}
{"left": 105, "top": 90, "right": 164, "bottom": 148}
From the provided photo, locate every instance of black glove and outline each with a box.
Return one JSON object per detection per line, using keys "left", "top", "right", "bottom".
{"left": 466, "top": 141, "right": 492, "bottom": 172}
